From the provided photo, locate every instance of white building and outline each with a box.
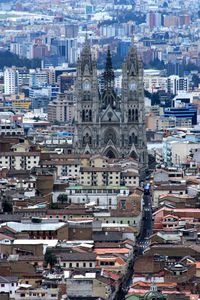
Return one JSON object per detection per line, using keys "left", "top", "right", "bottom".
{"left": 172, "top": 92, "right": 193, "bottom": 107}
{"left": 144, "top": 75, "right": 167, "bottom": 93}
{"left": 167, "top": 75, "right": 189, "bottom": 95}
{"left": 0, "top": 276, "right": 19, "bottom": 298}
{"left": 15, "top": 288, "right": 60, "bottom": 300}
{"left": 57, "top": 186, "right": 130, "bottom": 209}
{"left": 0, "top": 152, "right": 40, "bottom": 170}
{"left": 4, "top": 67, "right": 18, "bottom": 95}
{"left": 0, "top": 119, "right": 24, "bottom": 137}
{"left": 29, "top": 69, "right": 48, "bottom": 87}
{"left": 163, "top": 139, "right": 200, "bottom": 166}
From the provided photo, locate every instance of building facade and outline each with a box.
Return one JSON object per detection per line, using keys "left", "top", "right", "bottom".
{"left": 73, "top": 38, "right": 148, "bottom": 175}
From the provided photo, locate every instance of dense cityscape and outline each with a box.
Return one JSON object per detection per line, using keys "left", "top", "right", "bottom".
{"left": 1, "top": 0, "right": 200, "bottom": 299}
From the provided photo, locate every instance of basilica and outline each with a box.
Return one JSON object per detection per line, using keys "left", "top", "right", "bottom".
{"left": 73, "top": 37, "right": 148, "bottom": 175}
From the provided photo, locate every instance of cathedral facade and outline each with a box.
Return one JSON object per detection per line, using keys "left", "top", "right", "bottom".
{"left": 73, "top": 38, "right": 148, "bottom": 175}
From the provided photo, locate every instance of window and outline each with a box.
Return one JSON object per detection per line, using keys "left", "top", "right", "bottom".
{"left": 76, "top": 263, "right": 79, "bottom": 267}
{"left": 1, "top": 284, "right": 5, "bottom": 287}
{"left": 63, "top": 263, "right": 66, "bottom": 267}
{"left": 83, "top": 262, "right": 86, "bottom": 267}
{"left": 69, "top": 263, "right": 72, "bottom": 267}
{"left": 120, "top": 200, "right": 126, "bottom": 209}
{"left": 132, "top": 200, "right": 136, "bottom": 209}
{"left": 89, "top": 263, "right": 92, "bottom": 267}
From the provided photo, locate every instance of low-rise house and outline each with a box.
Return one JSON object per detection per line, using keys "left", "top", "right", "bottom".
{"left": 0, "top": 152, "right": 40, "bottom": 170}
{"left": 0, "top": 276, "right": 19, "bottom": 299}
{"left": 152, "top": 184, "right": 187, "bottom": 208}
{"left": 63, "top": 186, "right": 129, "bottom": 210}
{"left": 8, "top": 239, "right": 57, "bottom": 257}
{"left": 66, "top": 271, "right": 118, "bottom": 300}
{"left": 158, "top": 194, "right": 196, "bottom": 208}
{"left": 164, "top": 261, "right": 196, "bottom": 283}
{"left": 79, "top": 166, "right": 122, "bottom": 186}
{"left": 153, "top": 207, "right": 200, "bottom": 231}
{"left": 68, "top": 220, "right": 93, "bottom": 240}
{"left": 154, "top": 169, "right": 184, "bottom": 183}
{"left": 19, "top": 273, "right": 42, "bottom": 288}
{"left": 0, "top": 220, "right": 68, "bottom": 240}
{"left": 144, "top": 243, "right": 200, "bottom": 258}
{"left": 15, "top": 287, "right": 60, "bottom": 300}
{"left": 40, "top": 159, "right": 81, "bottom": 179}
{"left": 79, "top": 156, "right": 139, "bottom": 187}
{"left": 57, "top": 252, "right": 97, "bottom": 269}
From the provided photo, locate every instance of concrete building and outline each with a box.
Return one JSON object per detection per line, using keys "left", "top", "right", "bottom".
{"left": 47, "top": 91, "right": 74, "bottom": 124}
{"left": 4, "top": 67, "right": 18, "bottom": 95}
{"left": 167, "top": 75, "right": 189, "bottom": 95}
{"left": 0, "top": 152, "right": 40, "bottom": 170}
{"left": 63, "top": 186, "right": 130, "bottom": 210}
{"left": 144, "top": 75, "right": 167, "bottom": 93}
{"left": 29, "top": 69, "right": 48, "bottom": 88}
{"left": 164, "top": 104, "right": 197, "bottom": 126}
{"left": 163, "top": 139, "right": 200, "bottom": 166}
{"left": 15, "top": 288, "right": 60, "bottom": 300}
{"left": 0, "top": 276, "right": 19, "bottom": 299}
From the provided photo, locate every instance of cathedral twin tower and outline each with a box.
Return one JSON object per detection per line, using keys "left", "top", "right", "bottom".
{"left": 73, "top": 38, "right": 148, "bottom": 175}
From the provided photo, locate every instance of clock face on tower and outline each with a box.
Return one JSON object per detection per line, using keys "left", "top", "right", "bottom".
{"left": 83, "top": 80, "right": 91, "bottom": 91}
{"left": 129, "top": 80, "right": 137, "bottom": 91}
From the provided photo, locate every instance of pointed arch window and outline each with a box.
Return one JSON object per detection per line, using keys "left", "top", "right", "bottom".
{"left": 82, "top": 110, "right": 85, "bottom": 122}
{"left": 128, "top": 109, "right": 131, "bottom": 121}
{"left": 135, "top": 109, "right": 138, "bottom": 121}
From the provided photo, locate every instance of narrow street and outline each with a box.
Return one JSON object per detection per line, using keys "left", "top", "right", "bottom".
{"left": 116, "top": 186, "right": 153, "bottom": 299}
{"left": 137, "top": 190, "right": 153, "bottom": 254}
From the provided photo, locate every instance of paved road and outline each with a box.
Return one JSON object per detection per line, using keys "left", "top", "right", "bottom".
{"left": 137, "top": 190, "right": 153, "bottom": 254}
{"left": 115, "top": 188, "right": 154, "bottom": 299}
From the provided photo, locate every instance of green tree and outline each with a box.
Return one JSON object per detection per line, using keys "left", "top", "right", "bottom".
{"left": 0, "top": 51, "right": 41, "bottom": 69}
{"left": 49, "top": 203, "right": 60, "bottom": 209}
{"left": 192, "top": 74, "right": 200, "bottom": 89}
{"left": 57, "top": 194, "right": 68, "bottom": 204}
{"left": 2, "top": 200, "right": 13, "bottom": 214}
{"left": 44, "top": 251, "right": 57, "bottom": 270}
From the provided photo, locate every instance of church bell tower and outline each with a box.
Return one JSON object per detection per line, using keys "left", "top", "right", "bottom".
{"left": 73, "top": 37, "right": 148, "bottom": 176}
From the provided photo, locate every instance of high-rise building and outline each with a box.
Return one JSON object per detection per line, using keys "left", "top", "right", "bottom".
{"left": 4, "top": 67, "right": 18, "bottom": 95}
{"left": 73, "top": 38, "right": 148, "bottom": 175}
{"left": 47, "top": 92, "right": 74, "bottom": 124}
{"left": 57, "top": 73, "right": 75, "bottom": 93}
{"left": 29, "top": 69, "right": 49, "bottom": 87}
{"left": 51, "top": 38, "right": 77, "bottom": 64}
{"left": 167, "top": 75, "right": 189, "bottom": 95}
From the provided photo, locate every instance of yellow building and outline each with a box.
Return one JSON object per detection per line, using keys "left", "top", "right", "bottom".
{"left": 4, "top": 93, "right": 31, "bottom": 110}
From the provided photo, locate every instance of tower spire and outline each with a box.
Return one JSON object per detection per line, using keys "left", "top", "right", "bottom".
{"left": 103, "top": 47, "right": 114, "bottom": 89}
{"left": 131, "top": 34, "right": 134, "bottom": 48}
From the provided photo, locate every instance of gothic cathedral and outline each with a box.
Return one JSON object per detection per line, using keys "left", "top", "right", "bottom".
{"left": 73, "top": 38, "right": 148, "bottom": 175}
